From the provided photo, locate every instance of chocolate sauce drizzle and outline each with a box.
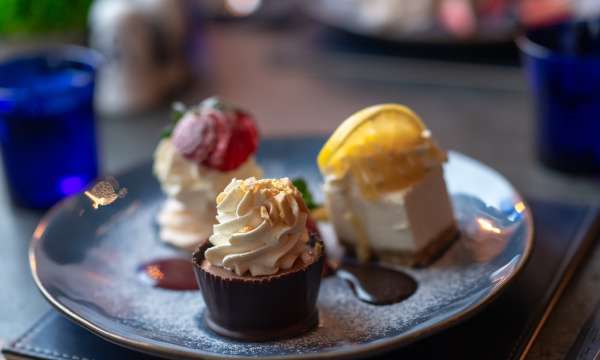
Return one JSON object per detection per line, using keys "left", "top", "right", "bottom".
{"left": 138, "top": 258, "right": 198, "bottom": 291}
{"left": 335, "top": 261, "right": 417, "bottom": 305}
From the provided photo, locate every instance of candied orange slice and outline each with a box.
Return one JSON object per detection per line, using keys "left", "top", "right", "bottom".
{"left": 317, "top": 104, "right": 446, "bottom": 198}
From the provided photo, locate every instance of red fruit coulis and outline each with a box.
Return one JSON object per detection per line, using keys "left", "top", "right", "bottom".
{"left": 138, "top": 258, "right": 198, "bottom": 291}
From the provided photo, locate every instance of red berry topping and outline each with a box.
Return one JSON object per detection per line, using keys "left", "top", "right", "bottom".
{"left": 171, "top": 98, "right": 259, "bottom": 172}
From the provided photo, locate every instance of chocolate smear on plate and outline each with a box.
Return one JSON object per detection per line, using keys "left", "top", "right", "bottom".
{"left": 336, "top": 261, "right": 417, "bottom": 305}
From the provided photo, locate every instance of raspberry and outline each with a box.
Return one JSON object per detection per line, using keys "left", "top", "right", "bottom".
{"left": 171, "top": 111, "right": 216, "bottom": 161}
{"left": 171, "top": 98, "right": 258, "bottom": 172}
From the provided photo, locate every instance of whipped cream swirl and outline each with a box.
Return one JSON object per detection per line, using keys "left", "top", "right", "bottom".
{"left": 153, "top": 139, "right": 263, "bottom": 250}
{"left": 205, "top": 177, "right": 311, "bottom": 276}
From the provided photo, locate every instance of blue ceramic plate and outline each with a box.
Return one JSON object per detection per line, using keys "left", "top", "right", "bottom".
{"left": 30, "top": 137, "right": 533, "bottom": 359}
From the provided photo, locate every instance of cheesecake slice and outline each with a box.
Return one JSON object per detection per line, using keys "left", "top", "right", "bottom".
{"left": 324, "top": 165, "right": 456, "bottom": 266}
{"left": 318, "top": 104, "right": 457, "bottom": 266}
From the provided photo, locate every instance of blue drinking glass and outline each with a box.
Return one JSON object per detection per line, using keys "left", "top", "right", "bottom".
{"left": 518, "top": 19, "right": 600, "bottom": 173}
{"left": 0, "top": 46, "right": 101, "bottom": 208}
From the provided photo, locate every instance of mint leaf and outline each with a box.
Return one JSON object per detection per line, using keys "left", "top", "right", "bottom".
{"left": 160, "top": 125, "right": 174, "bottom": 139}
{"left": 171, "top": 102, "right": 187, "bottom": 122}
{"left": 292, "top": 178, "right": 319, "bottom": 210}
{"left": 160, "top": 102, "right": 187, "bottom": 139}
{"left": 200, "top": 96, "right": 235, "bottom": 113}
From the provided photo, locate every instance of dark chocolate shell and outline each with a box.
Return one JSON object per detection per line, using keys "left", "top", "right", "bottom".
{"left": 192, "top": 236, "right": 324, "bottom": 341}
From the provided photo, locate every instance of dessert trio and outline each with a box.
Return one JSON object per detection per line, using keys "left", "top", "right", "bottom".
{"left": 152, "top": 97, "right": 457, "bottom": 341}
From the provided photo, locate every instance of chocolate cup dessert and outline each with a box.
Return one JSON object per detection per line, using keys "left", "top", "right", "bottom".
{"left": 192, "top": 236, "right": 324, "bottom": 342}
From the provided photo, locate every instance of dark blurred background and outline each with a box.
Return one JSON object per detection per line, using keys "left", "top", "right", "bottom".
{"left": 2, "top": 0, "right": 597, "bottom": 199}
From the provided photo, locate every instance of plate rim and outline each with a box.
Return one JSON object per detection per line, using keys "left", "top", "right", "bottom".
{"left": 29, "top": 151, "right": 534, "bottom": 360}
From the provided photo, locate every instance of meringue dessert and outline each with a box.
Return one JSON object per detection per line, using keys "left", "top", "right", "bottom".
{"left": 154, "top": 97, "right": 263, "bottom": 251}
{"left": 192, "top": 177, "right": 324, "bottom": 341}
{"left": 318, "top": 104, "right": 456, "bottom": 266}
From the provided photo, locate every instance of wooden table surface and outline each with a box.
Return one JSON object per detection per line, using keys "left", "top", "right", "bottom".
{"left": 2, "top": 21, "right": 600, "bottom": 359}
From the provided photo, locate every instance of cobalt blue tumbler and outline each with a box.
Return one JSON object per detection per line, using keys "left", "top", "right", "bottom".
{"left": 519, "top": 19, "right": 600, "bottom": 173}
{"left": 0, "top": 46, "right": 101, "bottom": 208}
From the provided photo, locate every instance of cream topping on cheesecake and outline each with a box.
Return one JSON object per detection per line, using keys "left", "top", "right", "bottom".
{"left": 205, "top": 177, "right": 312, "bottom": 276}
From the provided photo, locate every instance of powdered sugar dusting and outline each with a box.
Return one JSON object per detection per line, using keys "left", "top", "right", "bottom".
{"left": 34, "top": 142, "right": 531, "bottom": 359}
{"left": 43, "top": 189, "right": 520, "bottom": 358}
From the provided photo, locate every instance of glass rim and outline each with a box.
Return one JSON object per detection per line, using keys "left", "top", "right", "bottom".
{"left": 515, "top": 34, "right": 552, "bottom": 59}
{"left": 0, "top": 45, "right": 103, "bottom": 98}
{"left": 516, "top": 26, "right": 600, "bottom": 61}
